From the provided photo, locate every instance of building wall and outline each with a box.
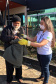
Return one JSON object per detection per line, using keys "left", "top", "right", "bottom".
{"left": 3, "top": 6, "right": 26, "bottom": 15}
{"left": 3, "top": 6, "right": 27, "bottom": 27}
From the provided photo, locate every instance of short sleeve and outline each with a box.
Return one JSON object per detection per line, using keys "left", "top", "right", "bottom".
{"left": 43, "top": 32, "right": 52, "bottom": 41}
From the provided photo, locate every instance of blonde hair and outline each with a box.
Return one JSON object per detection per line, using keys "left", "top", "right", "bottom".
{"left": 41, "top": 16, "right": 55, "bottom": 47}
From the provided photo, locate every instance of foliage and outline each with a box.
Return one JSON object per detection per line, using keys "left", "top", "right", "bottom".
{"left": 52, "top": 42, "right": 56, "bottom": 63}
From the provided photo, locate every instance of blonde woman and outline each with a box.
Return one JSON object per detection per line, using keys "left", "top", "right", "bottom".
{"left": 18, "top": 16, "right": 55, "bottom": 84}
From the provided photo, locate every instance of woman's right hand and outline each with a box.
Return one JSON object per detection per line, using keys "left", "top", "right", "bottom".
{"left": 21, "top": 34, "right": 27, "bottom": 38}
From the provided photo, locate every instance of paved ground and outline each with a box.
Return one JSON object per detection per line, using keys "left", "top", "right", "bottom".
{"left": 0, "top": 56, "right": 56, "bottom": 84}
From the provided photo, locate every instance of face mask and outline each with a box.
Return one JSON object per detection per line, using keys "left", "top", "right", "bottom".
{"left": 40, "top": 24, "right": 45, "bottom": 30}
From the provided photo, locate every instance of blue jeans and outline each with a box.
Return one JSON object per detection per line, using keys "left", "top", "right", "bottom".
{"left": 37, "top": 53, "right": 52, "bottom": 83}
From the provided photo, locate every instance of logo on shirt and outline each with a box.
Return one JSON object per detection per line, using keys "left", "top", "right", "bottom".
{"left": 47, "top": 37, "right": 50, "bottom": 39}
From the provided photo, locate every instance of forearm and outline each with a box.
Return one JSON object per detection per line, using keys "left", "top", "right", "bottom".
{"left": 30, "top": 42, "right": 42, "bottom": 47}
{"left": 30, "top": 39, "right": 49, "bottom": 47}
{"left": 27, "top": 36, "right": 35, "bottom": 42}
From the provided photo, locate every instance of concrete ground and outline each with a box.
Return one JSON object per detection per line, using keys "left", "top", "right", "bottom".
{"left": 0, "top": 56, "right": 56, "bottom": 84}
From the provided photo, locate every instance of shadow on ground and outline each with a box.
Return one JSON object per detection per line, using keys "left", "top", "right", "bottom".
{"left": 23, "top": 62, "right": 56, "bottom": 78}
{"left": 0, "top": 75, "right": 35, "bottom": 84}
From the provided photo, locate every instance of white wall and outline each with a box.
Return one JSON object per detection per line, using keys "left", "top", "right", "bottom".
{"left": 3, "top": 6, "right": 27, "bottom": 32}
{"left": 8, "top": 6, "right": 26, "bottom": 15}
{"left": 3, "top": 6, "right": 26, "bottom": 16}
{"left": 0, "top": 10, "right": 1, "bottom": 14}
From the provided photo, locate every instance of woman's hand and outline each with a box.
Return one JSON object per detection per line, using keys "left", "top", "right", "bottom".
{"left": 21, "top": 34, "right": 37, "bottom": 42}
{"left": 21, "top": 34, "right": 27, "bottom": 38}
{"left": 18, "top": 38, "right": 31, "bottom": 46}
